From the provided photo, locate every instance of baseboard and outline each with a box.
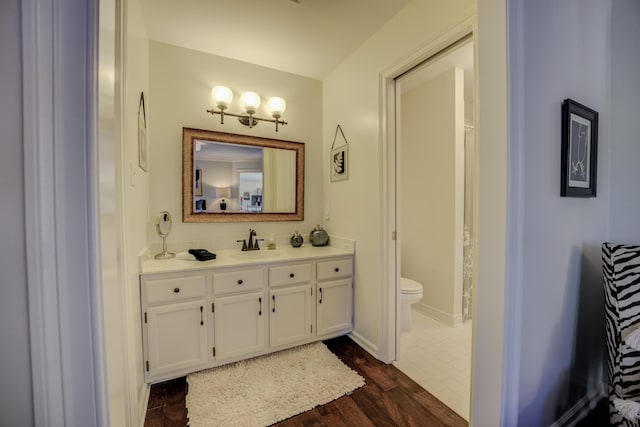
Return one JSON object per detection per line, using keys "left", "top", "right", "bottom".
{"left": 348, "top": 331, "right": 379, "bottom": 360}
{"left": 413, "top": 302, "right": 463, "bottom": 327}
{"left": 550, "top": 383, "right": 606, "bottom": 427}
{"left": 138, "top": 383, "right": 150, "bottom": 427}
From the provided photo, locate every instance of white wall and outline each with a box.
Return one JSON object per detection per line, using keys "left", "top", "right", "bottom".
{"left": 473, "top": 2, "right": 510, "bottom": 424}
{"left": 610, "top": 0, "right": 640, "bottom": 244}
{"left": 148, "top": 42, "right": 323, "bottom": 247}
{"left": 0, "top": 0, "right": 34, "bottom": 424}
{"left": 196, "top": 159, "right": 232, "bottom": 210}
{"left": 401, "top": 68, "right": 465, "bottom": 326}
{"left": 98, "top": 0, "right": 128, "bottom": 424}
{"left": 323, "top": 0, "right": 474, "bottom": 355}
{"left": 514, "top": 1, "right": 611, "bottom": 425}
{"left": 99, "top": 0, "right": 152, "bottom": 424}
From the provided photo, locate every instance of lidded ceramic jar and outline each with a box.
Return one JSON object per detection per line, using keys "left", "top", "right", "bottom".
{"left": 309, "top": 225, "right": 329, "bottom": 246}
{"left": 290, "top": 230, "right": 304, "bottom": 248}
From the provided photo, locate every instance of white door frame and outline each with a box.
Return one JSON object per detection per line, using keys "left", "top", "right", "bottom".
{"left": 379, "top": 5, "right": 514, "bottom": 425}
{"left": 380, "top": 17, "right": 475, "bottom": 365}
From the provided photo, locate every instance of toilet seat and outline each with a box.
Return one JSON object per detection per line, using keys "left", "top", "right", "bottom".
{"left": 400, "top": 277, "right": 423, "bottom": 294}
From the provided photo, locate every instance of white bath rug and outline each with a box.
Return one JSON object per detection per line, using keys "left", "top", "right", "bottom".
{"left": 186, "top": 342, "right": 365, "bottom": 427}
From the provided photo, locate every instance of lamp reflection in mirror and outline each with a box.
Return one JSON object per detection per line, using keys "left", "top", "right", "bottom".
{"left": 215, "top": 187, "right": 230, "bottom": 211}
{"left": 207, "top": 86, "right": 288, "bottom": 132}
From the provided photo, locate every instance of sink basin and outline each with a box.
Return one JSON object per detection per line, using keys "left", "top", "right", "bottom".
{"left": 228, "top": 250, "right": 284, "bottom": 260}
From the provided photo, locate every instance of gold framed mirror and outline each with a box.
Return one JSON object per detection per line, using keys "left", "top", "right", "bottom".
{"left": 182, "top": 128, "right": 304, "bottom": 222}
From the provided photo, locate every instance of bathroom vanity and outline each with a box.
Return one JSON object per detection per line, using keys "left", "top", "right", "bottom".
{"left": 139, "top": 245, "right": 353, "bottom": 383}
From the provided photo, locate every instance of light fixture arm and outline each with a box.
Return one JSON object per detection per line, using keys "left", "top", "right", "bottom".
{"left": 206, "top": 108, "right": 288, "bottom": 132}
{"left": 218, "top": 106, "right": 226, "bottom": 124}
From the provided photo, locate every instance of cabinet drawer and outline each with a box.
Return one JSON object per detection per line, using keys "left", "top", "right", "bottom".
{"left": 269, "top": 263, "right": 311, "bottom": 287}
{"left": 213, "top": 269, "right": 263, "bottom": 295}
{"left": 317, "top": 258, "right": 353, "bottom": 281}
{"left": 144, "top": 275, "right": 206, "bottom": 305}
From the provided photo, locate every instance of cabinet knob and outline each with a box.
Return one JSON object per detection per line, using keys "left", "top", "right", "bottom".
{"left": 173, "top": 287, "right": 180, "bottom": 293}
{"left": 289, "top": 273, "right": 295, "bottom": 278}
{"left": 237, "top": 279, "right": 244, "bottom": 285}
{"left": 334, "top": 267, "right": 340, "bottom": 272}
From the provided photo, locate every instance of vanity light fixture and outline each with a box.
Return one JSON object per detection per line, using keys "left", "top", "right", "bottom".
{"left": 207, "top": 86, "right": 288, "bottom": 132}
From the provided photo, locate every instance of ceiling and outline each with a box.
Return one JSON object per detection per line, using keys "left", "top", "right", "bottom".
{"left": 140, "top": 0, "right": 409, "bottom": 80}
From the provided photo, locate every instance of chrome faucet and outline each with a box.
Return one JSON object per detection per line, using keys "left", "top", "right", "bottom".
{"left": 237, "top": 229, "right": 263, "bottom": 251}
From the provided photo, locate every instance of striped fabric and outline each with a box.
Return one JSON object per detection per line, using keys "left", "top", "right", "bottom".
{"left": 603, "top": 243, "right": 640, "bottom": 426}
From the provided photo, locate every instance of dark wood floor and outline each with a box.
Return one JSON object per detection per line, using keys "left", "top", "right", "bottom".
{"left": 143, "top": 335, "right": 468, "bottom": 427}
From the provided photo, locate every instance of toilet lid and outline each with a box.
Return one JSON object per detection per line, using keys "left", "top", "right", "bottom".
{"left": 400, "top": 278, "right": 423, "bottom": 294}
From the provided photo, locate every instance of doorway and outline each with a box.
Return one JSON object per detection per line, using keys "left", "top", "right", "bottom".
{"left": 238, "top": 170, "right": 263, "bottom": 212}
{"left": 386, "top": 34, "right": 475, "bottom": 420}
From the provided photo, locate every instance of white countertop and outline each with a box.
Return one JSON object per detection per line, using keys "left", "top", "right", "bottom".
{"left": 140, "top": 244, "right": 354, "bottom": 275}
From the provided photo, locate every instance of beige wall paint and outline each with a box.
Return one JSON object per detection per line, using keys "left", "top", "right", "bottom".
{"left": 148, "top": 42, "right": 323, "bottom": 247}
{"left": 323, "top": 0, "right": 474, "bottom": 355}
{"left": 400, "top": 67, "right": 464, "bottom": 326}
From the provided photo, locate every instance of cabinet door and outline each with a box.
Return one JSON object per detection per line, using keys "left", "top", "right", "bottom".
{"left": 214, "top": 292, "right": 265, "bottom": 362}
{"left": 317, "top": 279, "right": 353, "bottom": 337}
{"left": 146, "top": 300, "right": 208, "bottom": 381}
{"left": 270, "top": 285, "right": 313, "bottom": 349}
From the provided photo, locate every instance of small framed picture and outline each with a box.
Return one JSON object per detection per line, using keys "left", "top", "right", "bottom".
{"left": 561, "top": 98, "right": 598, "bottom": 197}
{"left": 138, "top": 92, "right": 148, "bottom": 172}
{"left": 331, "top": 145, "right": 349, "bottom": 182}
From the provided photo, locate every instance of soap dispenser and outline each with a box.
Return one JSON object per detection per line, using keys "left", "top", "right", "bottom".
{"left": 267, "top": 233, "right": 277, "bottom": 250}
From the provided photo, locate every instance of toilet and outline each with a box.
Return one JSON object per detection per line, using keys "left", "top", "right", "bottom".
{"left": 400, "top": 277, "right": 424, "bottom": 332}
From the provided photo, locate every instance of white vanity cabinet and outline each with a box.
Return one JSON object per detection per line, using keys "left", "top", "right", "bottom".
{"left": 212, "top": 268, "right": 266, "bottom": 363}
{"left": 139, "top": 247, "right": 354, "bottom": 384}
{"left": 316, "top": 258, "right": 354, "bottom": 337}
{"left": 268, "top": 263, "right": 314, "bottom": 349}
{"left": 141, "top": 274, "right": 209, "bottom": 383}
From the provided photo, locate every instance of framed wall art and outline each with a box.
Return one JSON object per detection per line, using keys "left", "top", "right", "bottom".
{"left": 561, "top": 98, "right": 598, "bottom": 197}
{"left": 138, "top": 92, "right": 148, "bottom": 172}
{"left": 330, "top": 124, "right": 349, "bottom": 182}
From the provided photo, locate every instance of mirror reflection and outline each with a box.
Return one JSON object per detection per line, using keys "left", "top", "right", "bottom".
{"left": 183, "top": 128, "right": 304, "bottom": 222}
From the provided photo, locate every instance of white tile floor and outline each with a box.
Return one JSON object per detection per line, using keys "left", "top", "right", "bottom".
{"left": 393, "top": 309, "right": 472, "bottom": 420}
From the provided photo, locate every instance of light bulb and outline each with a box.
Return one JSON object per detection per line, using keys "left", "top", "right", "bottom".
{"left": 267, "top": 97, "right": 287, "bottom": 118}
{"left": 212, "top": 86, "right": 233, "bottom": 109}
{"left": 240, "top": 91, "right": 261, "bottom": 115}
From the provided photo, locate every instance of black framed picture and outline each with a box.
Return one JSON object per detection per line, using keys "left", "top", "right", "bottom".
{"left": 561, "top": 98, "right": 598, "bottom": 197}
